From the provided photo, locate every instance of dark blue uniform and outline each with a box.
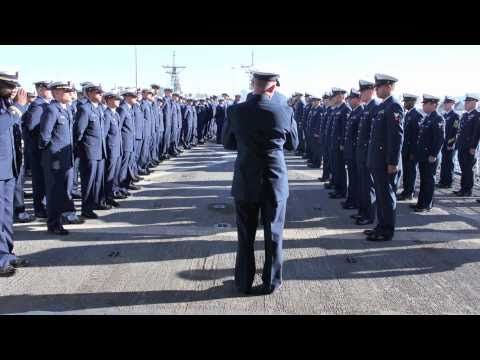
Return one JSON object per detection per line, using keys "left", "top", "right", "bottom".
{"left": 191, "top": 104, "right": 198, "bottom": 145}
{"left": 104, "top": 107, "right": 122, "bottom": 200}
{"left": 343, "top": 103, "right": 363, "bottom": 208}
{"left": 355, "top": 99, "right": 379, "bottom": 223}
{"left": 118, "top": 102, "right": 136, "bottom": 192}
{"left": 215, "top": 103, "right": 226, "bottom": 144}
{"left": 455, "top": 109, "right": 480, "bottom": 194}
{"left": 303, "top": 103, "right": 313, "bottom": 159}
{"left": 415, "top": 110, "right": 445, "bottom": 209}
{"left": 439, "top": 109, "right": 460, "bottom": 187}
{"left": 74, "top": 101, "right": 107, "bottom": 213}
{"left": 139, "top": 99, "right": 153, "bottom": 169}
{"left": 401, "top": 107, "right": 424, "bottom": 197}
{"left": 39, "top": 100, "right": 76, "bottom": 229}
{"left": 0, "top": 98, "right": 24, "bottom": 268}
{"left": 308, "top": 105, "right": 324, "bottom": 168}
{"left": 320, "top": 106, "right": 333, "bottom": 181}
{"left": 181, "top": 104, "right": 193, "bottom": 148}
{"left": 152, "top": 99, "right": 164, "bottom": 161}
{"left": 196, "top": 103, "right": 208, "bottom": 143}
{"left": 222, "top": 94, "right": 298, "bottom": 293}
{"left": 161, "top": 97, "right": 172, "bottom": 157}
{"left": 22, "top": 96, "right": 49, "bottom": 215}
{"left": 331, "top": 102, "right": 351, "bottom": 196}
{"left": 367, "top": 96, "right": 404, "bottom": 237}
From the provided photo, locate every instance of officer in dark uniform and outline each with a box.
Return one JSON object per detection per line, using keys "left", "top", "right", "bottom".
{"left": 74, "top": 84, "right": 108, "bottom": 219}
{"left": 150, "top": 84, "right": 162, "bottom": 165}
{"left": 454, "top": 94, "right": 480, "bottom": 197}
{"left": 319, "top": 93, "right": 332, "bottom": 182}
{"left": 196, "top": 99, "right": 208, "bottom": 144}
{"left": 117, "top": 89, "right": 138, "bottom": 195}
{"left": 397, "top": 93, "right": 424, "bottom": 201}
{"left": 352, "top": 80, "right": 378, "bottom": 226}
{"left": 215, "top": 98, "right": 227, "bottom": 144}
{"left": 139, "top": 89, "right": 154, "bottom": 172}
{"left": 40, "top": 81, "right": 81, "bottom": 235}
{"left": 103, "top": 92, "right": 123, "bottom": 207}
{"left": 161, "top": 88, "right": 173, "bottom": 159}
{"left": 170, "top": 93, "right": 181, "bottom": 155}
{"left": 329, "top": 88, "right": 351, "bottom": 199}
{"left": 0, "top": 71, "right": 30, "bottom": 276}
{"left": 190, "top": 99, "right": 198, "bottom": 146}
{"left": 365, "top": 74, "right": 404, "bottom": 241}
{"left": 437, "top": 96, "right": 460, "bottom": 188}
{"left": 410, "top": 94, "right": 445, "bottom": 212}
{"left": 342, "top": 89, "right": 363, "bottom": 210}
{"left": 306, "top": 95, "right": 323, "bottom": 169}
{"left": 303, "top": 93, "right": 313, "bottom": 161}
{"left": 181, "top": 98, "right": 194, "bottom": 149}
{"left": 325, "top": 93, "right": 338, "bottom": 189}
{"left": 22, "top": 80, "right": 52, "bottom": 218}
{"left": 223, "top": 71, "right": 298, "bottom": 295}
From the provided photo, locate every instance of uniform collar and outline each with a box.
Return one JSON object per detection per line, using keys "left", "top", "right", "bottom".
{"left": 382, "top": 95, "right": 392, "bottom": 103}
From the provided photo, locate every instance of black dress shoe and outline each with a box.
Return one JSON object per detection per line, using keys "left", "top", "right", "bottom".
{"left": 364, "top": 229, "right": 377, "bottom": 236}
{"left": 452, "top": 190, "right": 461, "bottom": 194}
{"left": 106, "top": 199, "right": 120, "bottom": 208}
{"left": 96, "top": 204, "right": 112, "bottom": 210}
{"left": 48, "top": 226, "right": 69, "bottom": 235}
{"left": 343, "top": 204, "right": 357, "bottom": 210}
{"left": 330, "top": 193, "right": 346, "bottom": 199}
{"left": 409, "top": 204, "right": 419, "bottom": 209}
{"left": 62, "top": 216, "right": 85, "bottom": 225}
{"left": 128, "top": 185, "right": 141, "bottom": 191}
{"left": 356, "top": 218, "right": 374, "bottom": 226}
{"left": 138, "top": 169, "right": 148, "bottom": 176}
{"left": 398, "top": 193, "right": 414, "bottom": 201}
{"left": 122, "top": 191, "right": 131, "bottom": 196}
{"left": 0, "top": 265, "right": 16, "bottom": 277}
{"left": 324, "top": 184, "right": 334, "bottom": 189}
{"left": 437, "top": 184, "right": 452, "bottom": 189}
{"left": 351, "top": 214, "right": 363, "bottom": 220}
{"left": 414, "top": 207, "right": 432, "bottom": 213}
{"left": 476, "top": 199, "right": 480, "bottom": 203}
{"left": 24, "top": 192, "right": 33, "bottom": 199}
{"left": 366, "top": 232, "right": 393, "bottom": 242}
{"left": 456, "top": 191, "right": 472, "bottom": 197}
{"left": 10, "top": 258, "right": 30, "bottom": 268}
{"left": 35, "top": 210, "right": 48, "bottom": 219}
{"left": 81, "top": 211, "right": 98, "bottom": 219}
{"left": 16, "top": 212, "right": 36, "bottom": 223}
{"left": 114, "top": 193, "right": 128, "bottom": 200}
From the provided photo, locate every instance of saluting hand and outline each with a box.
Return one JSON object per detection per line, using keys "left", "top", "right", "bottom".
{"left": 387, "top": 165, "right": 398, "bottom": 174}
{"left": 15, "top": 87, "right": 28, "bottom": 106}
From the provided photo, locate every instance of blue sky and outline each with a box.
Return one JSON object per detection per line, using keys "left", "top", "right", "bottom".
{"left": 2, "top": 45, "right": 480, "bottom": 99}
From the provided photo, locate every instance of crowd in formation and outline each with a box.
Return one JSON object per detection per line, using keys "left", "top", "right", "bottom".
{"left": 287, "top": 75, "right": 480, "bottom": 242}
{"left": 0, "top": 69, "right": 240, "bottom": 276}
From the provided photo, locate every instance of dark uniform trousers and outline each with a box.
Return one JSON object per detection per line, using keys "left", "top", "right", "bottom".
{"left": 13, "top": 163, "right": 25, "bottom": 214}
{"left": 458, "top": 149, "right": 476, "bottom": 192}
{"left": 371, "top": 169, "right": 401, "bottom": 236}
{"left": 335, "top": 149, "right": 347, "bottom": 194}
{"left": 345, "top": 158, "right": 358, "bottom": 207}
{"left": 119, "top": 151, "right": 135, "bottom": 190}
{"left": 0, "top": 178, "right": 15, "bottom": 268}
{"left": 234, "top": 200, "right": 286, "bottom": 292}
{"left": 106, "top": 155, "right": 121, "bottom": 199}
{"left": 439, "top": 148, "right": 455, "bottom": 186}
{"left": 28, "top": 136, "right": 47, "bottom": 213}
{"left": 402, "top": 154, "right": 417, "bottom": 196}
{"left": 356, "top": 161, "right": 376, "bottom": 222}
{"left": 43, "top": 165, "right": 75, "bottom": 228}
{"left": 417, "top": 160, "right": 438, "bottom": 209}
{"left": 80, "top": 157, "right": 104, "bottom": 212}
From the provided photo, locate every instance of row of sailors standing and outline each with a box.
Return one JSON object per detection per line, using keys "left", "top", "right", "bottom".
{"left": 289, "top": 75, "right": 480, "bottom": 242}
{"left": 0, "top": 69, "right": 238, "bottom": 276}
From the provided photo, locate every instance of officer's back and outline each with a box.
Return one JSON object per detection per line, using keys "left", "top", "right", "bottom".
{"left": 224, "top": 93, "right": 298, "bottom": 203}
